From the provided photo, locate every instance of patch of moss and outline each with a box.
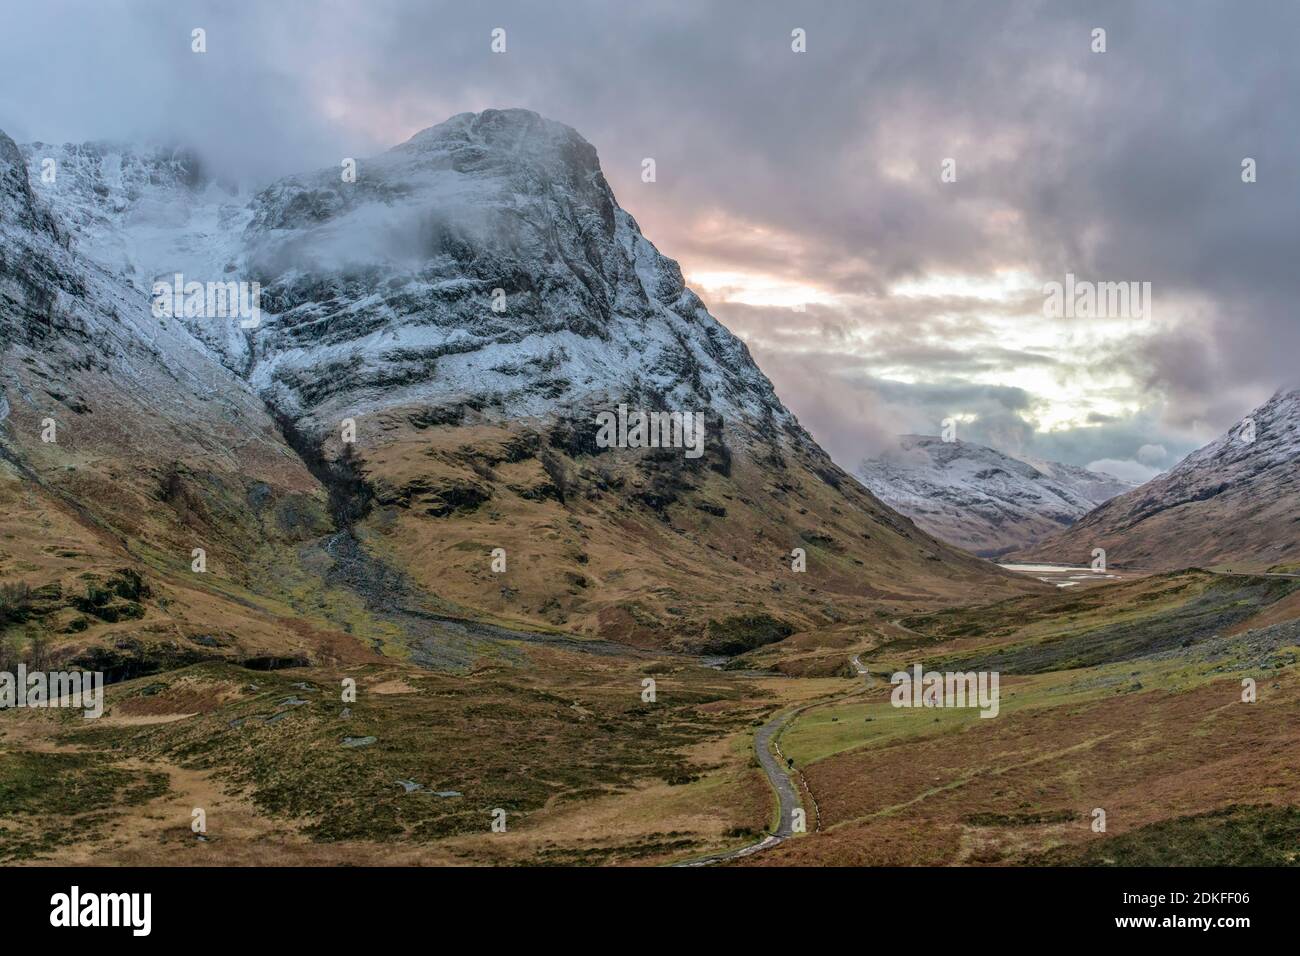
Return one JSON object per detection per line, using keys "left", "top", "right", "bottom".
{"left": 700, "top": 614, "right": 794, "bottom": 656}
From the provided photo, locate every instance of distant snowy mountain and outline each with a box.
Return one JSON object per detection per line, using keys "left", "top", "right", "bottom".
{"left": 1019, "top": 388, "right": 1300, "bottom": 570}
{"left": 856, "top": 435, "right": 1135, "bottom": 556}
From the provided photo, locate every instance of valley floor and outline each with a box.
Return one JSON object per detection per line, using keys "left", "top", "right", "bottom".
{"left": 3, "top": 563, "right": 1298, "bottom": 866}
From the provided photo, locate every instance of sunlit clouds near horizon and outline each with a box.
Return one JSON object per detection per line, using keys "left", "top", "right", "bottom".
{"left": 686, "top": 259, "right": 1171, "bottom": 479}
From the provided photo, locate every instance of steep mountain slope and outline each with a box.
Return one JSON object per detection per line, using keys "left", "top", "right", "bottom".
{"left": 855, "top": 435, "right": 1134, "bottom": 556}
{"left": 1019, "top": 388, "right": 1300, "bottom": 571}
{"left": 221, "top": 110, "right": 1034, "bottom": 644}
{"left": 5, "top": 111, "right": 1035, "bottom": 658}
{"left": 0, "top": 129, "right": 357, "bottom": 674}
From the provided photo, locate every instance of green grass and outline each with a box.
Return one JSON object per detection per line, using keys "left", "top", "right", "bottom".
{"left": 780, "top": 631, "right": 1298, "bottom": 768}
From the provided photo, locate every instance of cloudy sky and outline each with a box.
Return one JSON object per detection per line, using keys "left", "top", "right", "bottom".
{"left": 3, "top": 0, "right": 1297, "bottom": 480}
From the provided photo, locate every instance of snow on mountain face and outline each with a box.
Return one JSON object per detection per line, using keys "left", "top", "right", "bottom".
{"left": 238, "top": 109, "right": 793, "bottom": 433}
{"left": 1010, "top": 453, "right": 1137, "bottom": 509}
{"left": 1020, "top": 388, "right": 1300, "bottom": 570}
{"left": 24, "top": 110, "right": 793, "bottom": 442}
{"left": 5, "top": 115, "right": 1032, "bottom": 641}
{"left": 1, "top": 127, "right": 316, "bottom": 502}
{"left": 16, "top": 139, "right": 260, "bottom": 371}
{"left": 855, "top": 435, "right": 1135, "bottom": 556}
{"left": 3, "top": 132, "right": 241, "bottom": 409}
{"left": 1134, "top": 387, "right": 1300, "bottom": 492}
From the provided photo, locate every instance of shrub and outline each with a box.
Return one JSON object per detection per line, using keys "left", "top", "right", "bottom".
{"left": 0, "top": 582, "right": 33, "bottom": 626}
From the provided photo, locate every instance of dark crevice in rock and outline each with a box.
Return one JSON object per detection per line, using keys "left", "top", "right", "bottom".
{"left": 269, "top": 409, "right": 372, "bottom": 530}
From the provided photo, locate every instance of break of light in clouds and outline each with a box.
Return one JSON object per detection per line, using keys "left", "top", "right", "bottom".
{"left": 2, "top": 0, "right": 1297, "bottom": 479}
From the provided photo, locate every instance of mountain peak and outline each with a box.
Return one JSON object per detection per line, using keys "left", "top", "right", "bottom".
{"left": 9, "top": 112, "right": 786, "bottom": 435}
{"left": 218, "top": 110, "right": 791, "bottom": 432}
{"left": 402, "top": 108, "right": 575, "bottom": 144}
{"left": 393, "top": 109, "right": 601, "bottom": 181}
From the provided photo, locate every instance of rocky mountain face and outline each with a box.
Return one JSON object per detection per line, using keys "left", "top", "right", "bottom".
{"left": 241, "top": 111, "right": 788, "bottom": 433}
{"left": 0, "top": 128, "right": 325, "bottom": 545}
{"left": 1, "top": 111, "right": 1034, "bottom": 663}
{"left": 0, "top": 128, "right": 337, "bottom": 675}
{"left": 1019, "top": 388, "right": 1300, "bottom": 571}
{"left": 856, "top": 435, "right": 1134, "bottom": 557}
{"left": 25, "top": 111, "right": 789, "bottom": 433}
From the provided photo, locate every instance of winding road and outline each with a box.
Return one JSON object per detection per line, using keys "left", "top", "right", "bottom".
{"left": 679, "top": 653, "right": 870, "bottom": 866}
{"left": 677, "top": 707, "right": 802, "bottom": 865}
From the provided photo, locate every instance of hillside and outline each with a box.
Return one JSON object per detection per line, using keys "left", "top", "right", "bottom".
{"left": 1019, "top": 388, "right": 1300, "bottom": 571}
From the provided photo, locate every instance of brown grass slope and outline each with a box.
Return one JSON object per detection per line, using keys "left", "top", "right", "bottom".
{"left": 323, "top": 403, "right": 1040, "bottom": 652}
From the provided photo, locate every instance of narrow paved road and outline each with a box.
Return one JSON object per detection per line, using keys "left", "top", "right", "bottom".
{"left": 679, "top": 653, "right": 872, "bottom": 866}
{"left": 755, "top": 709, "right": 802, "bottom": 840}
{"left": 676, "top": 707, "right": 802, "bottom": 865}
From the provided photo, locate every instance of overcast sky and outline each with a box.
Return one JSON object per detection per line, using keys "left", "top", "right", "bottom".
{"left": 3, "top": 0, "right": 1297, "bottom": 480}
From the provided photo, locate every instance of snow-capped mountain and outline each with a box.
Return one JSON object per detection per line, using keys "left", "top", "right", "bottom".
{"left": 1, "top": 127, "right": 325, "bottom": 572}
{"left": 242, "top": 111, "right": 789, "bottom": 433}
{"left": 856, "top": 435, "right": 1135, "bottom": 556}
{"left": 1013, "top": 453, "right": 1139, "bottom": 508}
{"left": 1, "top": 130, "right": 301, "bottom": 480}
{"left": 3, "top": 111, "right": 1033, "bottom": 653}
{"left": 23, "top": 110, "right": 792, "bottom": 437}
{"left": 1019, "top": 388, "right": 1300, "bottom": 570}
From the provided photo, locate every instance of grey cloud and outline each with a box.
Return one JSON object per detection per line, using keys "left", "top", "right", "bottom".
{"left": 1, "top": 0, "right": 1294, "bottom": 472}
